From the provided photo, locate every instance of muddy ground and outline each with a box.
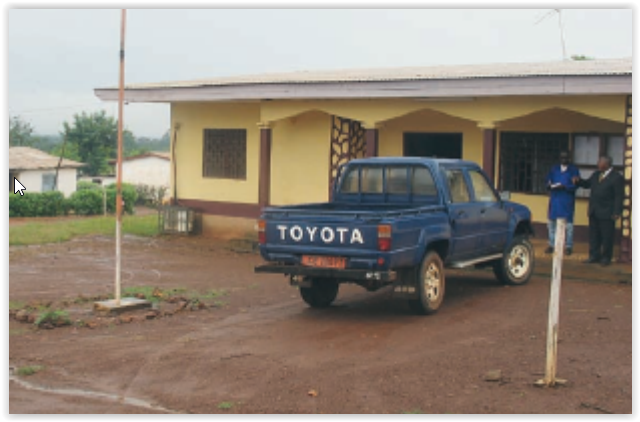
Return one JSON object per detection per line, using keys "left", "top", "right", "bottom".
{"left": 9, "top": 235, "right": 632, "bottom": 414}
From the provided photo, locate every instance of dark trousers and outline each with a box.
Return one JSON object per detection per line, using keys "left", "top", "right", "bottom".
{"left": 588, "top": 215, "right": 616, "bottom": 261}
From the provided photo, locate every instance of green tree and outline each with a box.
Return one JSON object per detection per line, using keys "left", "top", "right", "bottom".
{"left": 62, "top": 110, "right": 137, "bottom": 176}
{"left": 9, "top": 116, "right": 36, "bottom": 147}
{"left": 50, "top": 141, "right": 81, "bottom": 162}
{"left": 124, "top": 131, "right": 149, "bottom": 157}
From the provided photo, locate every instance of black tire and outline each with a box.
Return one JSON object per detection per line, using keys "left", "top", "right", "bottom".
{"left": 408, "top": 251, "right": 445, "bottom": 315}
{"left": 493, "top": 235, "right": 535, "bottom": 285}
{"left": 299, "top": 278, "right": 339, "bottom": 308}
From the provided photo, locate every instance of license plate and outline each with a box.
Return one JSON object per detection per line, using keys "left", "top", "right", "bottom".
{"left": 301, "top": 255, "right": 346, "bottom": 269}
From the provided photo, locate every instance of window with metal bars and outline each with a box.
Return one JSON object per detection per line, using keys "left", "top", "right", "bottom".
{"left": 202, "top": 129, "right": 247, "bottom": 180}
{"left": 572, "top": 133, "right": 625, "bottom": 198}
{"left": 499, "top": 132, "right": 569, "bottom": 194}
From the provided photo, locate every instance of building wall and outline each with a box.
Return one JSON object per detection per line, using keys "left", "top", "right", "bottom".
{"left": 378, "top": 108, "right": 482, "bottom": 160}
{"left": 170, "top": 95, "right": 628, "bottom": 238}
{"left": 120, "top": 156, "right": 170, "bottom": 188}
{"left": 17, "top": 168, "right": 77, "bottom": 197}
{"left": 270, "top": 111, "right": 332, "bottom": 206}
{"left": 171, "top": 102, "right": 261, "bottom": 204}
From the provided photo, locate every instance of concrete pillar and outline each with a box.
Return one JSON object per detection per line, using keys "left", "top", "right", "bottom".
{"left": 258, "top": 122, "right": 272, "bottom": 209}
{"left": 620, "top": 95, "right": 632, "bottom": 263}
{"left": 365, "top": 128, "right": 379, "bottom": 158}
{"left": 479, "top": 122, "right": 497, "bottom": 186}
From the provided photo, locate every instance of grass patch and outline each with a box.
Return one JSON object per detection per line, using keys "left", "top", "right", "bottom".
{"left": 217, "top": 402, "right": 235, "bottom": 410}
{"left": 190, "top": 289, "right": 228, "bottom": 300}
{"left": 122, "top": 286, "right": 178, "bottom": 303}
{"left": 9, "top": 214, "right": 158, "bottom": 246}
{"left": 401, "top": 409, "right": 424, "bottom": 414}
{"left": 123, "top": 286, "right": 161, "bottom": 303}
{"left": 16, "top": 365, "right": 44, "bottom": 376}
{"left": 34, "top": 310, "right": 71, "bottom": 327}
{"left": 9, "top": 301, "right": 25, "bottom": 310}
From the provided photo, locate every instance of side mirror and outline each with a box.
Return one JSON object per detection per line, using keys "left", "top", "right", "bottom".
{"left": 499, "top": 191, "right": 511, "bottom": 201}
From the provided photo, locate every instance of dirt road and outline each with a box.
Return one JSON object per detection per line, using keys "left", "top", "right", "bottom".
{"left": 9, "top": 236, "right": 632, "bottom": 414}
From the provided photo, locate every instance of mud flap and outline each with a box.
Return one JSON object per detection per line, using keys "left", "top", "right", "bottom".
{"left": 392, "top": 268, "right": 420, "bottom": 299}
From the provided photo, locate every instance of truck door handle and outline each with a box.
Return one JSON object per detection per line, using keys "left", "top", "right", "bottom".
{"left": 456, "top": 210, "right": 466, "bottom": 218}
{"left": 480, "top": 208, "right": 486, "bottom": 215}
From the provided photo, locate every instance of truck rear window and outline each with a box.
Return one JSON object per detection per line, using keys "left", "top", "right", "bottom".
{"left": 340, "top": 165, "right": 438, "bottom": 198}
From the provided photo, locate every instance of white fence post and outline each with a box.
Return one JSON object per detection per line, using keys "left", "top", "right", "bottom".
{"left": 536, "top": 218, "right": 567, "bottom": 387}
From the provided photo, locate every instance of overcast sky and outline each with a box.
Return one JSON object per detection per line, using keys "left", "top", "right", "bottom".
{"left": 8, "top": 8, "right": 633, "bottom": 138}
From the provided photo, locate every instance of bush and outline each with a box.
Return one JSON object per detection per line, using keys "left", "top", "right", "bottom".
{"left": 105, "top": 183, "right": 137, "bottom": 214}
{"left": 9, "top": 191, "right": 68, "bottom": 217}
{"left": 135, "top": 184, "right": 169, "bottom": 208}
{"left": 70, "top": 189, "right": 104, "bottom": 216}
{"left": 77, "top": 181, "right": 102, "bottom": 191}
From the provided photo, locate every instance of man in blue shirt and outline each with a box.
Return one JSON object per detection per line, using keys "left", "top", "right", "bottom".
{"left": 545, "top": 151, "right": 580, "bottom": 256}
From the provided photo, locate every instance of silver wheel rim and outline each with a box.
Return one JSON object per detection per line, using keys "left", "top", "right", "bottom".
{"left": 424, "top": 263, "right": 441, "bottom": 302}
{"left": 508, "top": 245, "right": 530, "bottom": 279}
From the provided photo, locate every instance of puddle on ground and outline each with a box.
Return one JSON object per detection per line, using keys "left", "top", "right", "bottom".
{"left": 9, "top": 370, "right": 179, "bottom": 414}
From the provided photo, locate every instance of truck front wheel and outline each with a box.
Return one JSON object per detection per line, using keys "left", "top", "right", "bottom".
{"left": 493, "top": 235, "right": 534, "bottom": 285}
{"left": 299, "top": 278, "right": 339, "bottom": 308}
{"left": 408, "top": 251, "right": 445, "bottom": 315}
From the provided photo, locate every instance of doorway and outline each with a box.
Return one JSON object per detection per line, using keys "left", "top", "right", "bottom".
{"left": 403, "top": 132, "right": 463, "bottom": 159}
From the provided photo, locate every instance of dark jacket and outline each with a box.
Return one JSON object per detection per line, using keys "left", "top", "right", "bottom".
{"left": 578, "top": 169, "right": 624, "bottom": 220}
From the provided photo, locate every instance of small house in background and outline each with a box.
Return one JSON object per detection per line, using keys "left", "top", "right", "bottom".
{"left": 78, "top": 175, "right": 116, "bottom": 187}
{"left": 9, "top": 146, "right": 85, "bottom": 197}
{"left": 109, "top": 151, "right": 170, "bottom": 189}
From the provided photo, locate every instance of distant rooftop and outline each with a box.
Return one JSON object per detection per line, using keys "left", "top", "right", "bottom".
{"left": 108, "top": 151, "right": 170, "bottom": 164}
{"left": 9, "top": 146, "right": 85, "bottom": 171}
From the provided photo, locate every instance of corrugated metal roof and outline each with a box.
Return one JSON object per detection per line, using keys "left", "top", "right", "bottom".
{"left": 116, "top": 58, "right": 632, "bottom": 90}
{"left": 9, "top": 147, "right": 85, "bottom": 171}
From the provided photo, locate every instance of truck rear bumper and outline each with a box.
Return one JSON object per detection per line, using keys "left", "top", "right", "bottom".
{"left": 254, "top": 264, "right": 397, "bottom": 282}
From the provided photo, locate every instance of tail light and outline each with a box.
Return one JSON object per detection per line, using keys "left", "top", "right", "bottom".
{"left": 256, "top": 219, "right": 266, "bottom": 245}
{"left": 377, "top": 224, "right": 392, "bottom": 251}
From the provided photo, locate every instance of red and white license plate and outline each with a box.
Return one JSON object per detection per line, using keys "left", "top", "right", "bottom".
{"left": 301, "top": 255, "right": 346, "bottom": 269}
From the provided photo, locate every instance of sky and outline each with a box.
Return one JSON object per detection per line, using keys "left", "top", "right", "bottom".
{"left": 7, "top": 8, "right": 633, "bottom": 138}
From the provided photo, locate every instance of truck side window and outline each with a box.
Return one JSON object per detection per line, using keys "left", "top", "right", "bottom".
{"left": 361, "top": 167, "right": 383, "bottom": 194}
{"left": 445, "top": 169, "right": 470, "bottom": 203}
{"left": 469, "top": 170, "right": 498, "bottom": 202}
{"left": 412, "top": 167, "right": 437, "bottom": 196}
{"left": 387, "top": 167, "right": 408, "bottom": 195}
{"left": 341, "top": 168, "right": 359, "bottom": 194}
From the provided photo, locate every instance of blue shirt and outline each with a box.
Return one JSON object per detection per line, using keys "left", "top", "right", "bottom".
{"left": 546, "top": 164, "right": 580, "bottom": 223}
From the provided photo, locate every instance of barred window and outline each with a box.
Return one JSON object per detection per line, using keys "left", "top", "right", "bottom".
{"left": 573, "top": 133, "right": 625, "bottom": 198}
{"left": 499, "top": 132, "right": 569, "bottom": 194}
{"left": 202, "top": 129, "right": 247, "bottom": 180}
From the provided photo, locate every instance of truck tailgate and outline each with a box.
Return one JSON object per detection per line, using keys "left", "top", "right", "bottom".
{"left": 263, "top": 216, "right": 379, "bottom": 256}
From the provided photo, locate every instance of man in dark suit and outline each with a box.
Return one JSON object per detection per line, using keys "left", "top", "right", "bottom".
{"left": 573, "top": 156, "right": 624, "bottom": 266}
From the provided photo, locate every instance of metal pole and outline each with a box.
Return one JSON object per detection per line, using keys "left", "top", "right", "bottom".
{"left": 115, "top": 9, "right": 127, "bottom": 305}
{"left": 537, "top": 218, "right": 567, "bottom": 387}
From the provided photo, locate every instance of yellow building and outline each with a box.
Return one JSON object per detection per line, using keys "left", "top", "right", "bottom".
{"left": 95, "top": 58, "right": 632, "bottom": 261}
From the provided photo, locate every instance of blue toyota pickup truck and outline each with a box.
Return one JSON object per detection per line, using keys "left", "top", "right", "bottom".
{"left": 255, "top": 157, "right": 535, "bottom": 315}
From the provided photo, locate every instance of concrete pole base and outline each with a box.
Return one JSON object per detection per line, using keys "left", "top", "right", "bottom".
{"left": 93, "top": 297, "right": 151, "bottom": 315}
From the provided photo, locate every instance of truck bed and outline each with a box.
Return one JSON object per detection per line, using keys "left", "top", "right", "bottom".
{"left": 263, "top": 202, "right": 445, "bottom": 219}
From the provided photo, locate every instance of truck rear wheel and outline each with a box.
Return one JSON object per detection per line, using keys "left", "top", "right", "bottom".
{"left": 300, "top": 278, "right": 339, "bottom": 308}
{"left": 408, "top": 251, "right": 445, "bottom": 315}
{"left": 493, "top": 235, "right": 534, "bottom": 285}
